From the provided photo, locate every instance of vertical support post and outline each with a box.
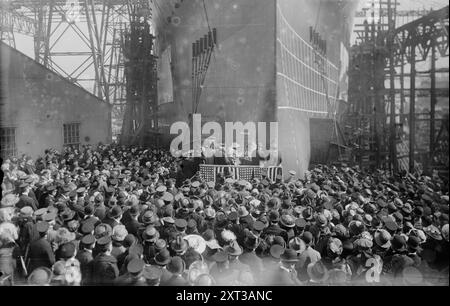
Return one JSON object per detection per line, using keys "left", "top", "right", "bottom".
{"left": 409, "top": 45, "right": 416, "bottom": 172}
{"left": 429, "top": 40, "right": 436, "bottom": 169}
{"left": 388, "top": 0, "right": 398, "bottom": 173}
{"left": 400, "top": 52, "right": 405, "bottom": 125}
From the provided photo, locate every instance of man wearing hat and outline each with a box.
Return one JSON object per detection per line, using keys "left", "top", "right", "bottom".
{"left": 27, "top": 221, "right": 55, "bottom": 273}
{"left": 76, "top": 234, "right": 96, "bottom": 285}
{"left": 115, "top": 258, "right": 146, "bottom": 286}
{"left": 122, "top": 205, "right": 142, "bottom": 238}
{"left": 165, "top": 256, "right": 188, "bottom": 286}
{"left": 142, "top": 265, "right": 163, "bottom": 286}
{"left": 262, "top": 211, "right": 288, "bottom": 242}
{"left": 239, "top": 231, "right": 264, "bottom": 282}
{"left": 296, "top": 231, "right": 321, "bottom": 280}
{"left": 272, "top": 249, "right": 302, "bottom": 285}
{"left": 142, "top": 226, "right": 160, "bottom": 263}
{"left": 16, "top": 182, "right": 38, "bottom": 211}
{"left": 42, "top": 185, "right": 57, "bottom": 208}
{"left": 91, "top": 236, "right": 119, "bottom": 285}
{"left": 209, "top": 250, "right": 239, "bottom": 286}
{"left": 103, "top": 205, "right": 123, "bottom": 229}
{"left": 224, "top": 240, "right": 250, "bottom": 273}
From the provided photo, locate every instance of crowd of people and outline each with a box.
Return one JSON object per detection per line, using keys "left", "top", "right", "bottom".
{"left": 0, "top": 143, "right": 448, "bottom": 286}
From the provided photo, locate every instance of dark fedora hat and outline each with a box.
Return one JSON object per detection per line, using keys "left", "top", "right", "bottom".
{"left": 108, "top": 205, "right": 122, "bottom": 219}
{"left": 391, "top": 234, "right": 407, "bottom": 252}
{"left": 280, "top": 248, "right": 298, "bottom": 263}
{"left": 154, "top": 249, "right": 171, "bottom": 266}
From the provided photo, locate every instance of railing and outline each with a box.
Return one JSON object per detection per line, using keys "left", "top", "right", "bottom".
{"left": 199, "top": 164, "right": 283, "bottom": 183}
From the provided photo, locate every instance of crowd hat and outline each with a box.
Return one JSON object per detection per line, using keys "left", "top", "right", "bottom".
{"left": 167, "top": 256, "right": 185, "bottom": 274}
{"left": 391, "top": 235, "right": 407, "bottom": 252}
{"left": 1, "top": 194, "right": 19, "bottom": 208}
{"left": 184, "top": 234, "right": 207, "bottom": 254}
{"left": 407, "top": 235, "right": 421, "bottom": 251}
{"left": 301, "top": 231, "right": 313, "bottom": 245}
{"left": 268, "top": 211, "right": 280, "bottom": 223}
{"left": 289, "top": 237, "right": 306, "bottom": 254}
{"left": 81, "top": 234, "right": 96, "bottom": 246}
{"left": 353, "top": 238, "right": 373, "bottom": 251}
{"left": 154, "top": 249, "right": 171, "bottom": 266}
{"left": 280, "top": 214, "right": 295, "bottom": 228}
{"left": 96, "top": 236, "right": 112, "bottom": 249}
{"left": 423, "top": 225, "right": 442, "bottom": 241}
{"left": 155, "top": 239, "right": 167, "bottom": 252}
{"left": 36, "top": 221, "right": 49, "bottom": 234}
{"left": 108, "top": 205, "right": 123, "bottom": 219}
{"left": 374, "top": 229, "right": 392, "bottom": 249}
{"left": 127, "top": 258, "right": 145, "bottom": 275}
{"left": 143, "top": 265, "right": 163, "bottom": 284}
{"left": 280, "top": 249, "right": 298, "bottom": 263}
{"left": 142, "top": 211, "right": 158, "bottom": 225}
{"left": 307, "top": 261, "right": 329, "bottom": 283}
{"left": 59, "top": 242, "right": 76, "bottom": 259}
{"left": 20, "top": 206, "right": 34, "bottom": 218}
{"left": 327, "top": 238, "right": 343, "bottom": 256}
{"left": 143, "top": 226, "right": 160, "bottom": 243}
{"left": 224, "top": 240, "right": 243, "bottom": 256}
{"left": 112, "top": 225, "right": 128, "bottom": 242}
{"left": 171, "top": 235, "right": 188, "bottom": 253}
{"left": 61, "top": 208, "right": 75, "bottom": 222}
{"left": 175, "top": 219, "right": 188, "bottom": 231}
{"left": 81, "top": 221, "right": 95, "bottom": 235}
{"left": 27, "top": 267, "right": 52, "bottom": 285}
{"left": 269, "top": 244, "right": 285, "bottom": 259}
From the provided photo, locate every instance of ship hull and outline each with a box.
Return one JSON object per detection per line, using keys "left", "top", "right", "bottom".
{"left": 153, "top": 0, "right": 358, "bottom": 177}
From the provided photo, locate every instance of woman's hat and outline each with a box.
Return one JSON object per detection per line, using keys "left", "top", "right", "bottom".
{"left": 423, "top": 225, "right": 442, "bottom": 241}
{"left": 184, "top": 234, "right": 207, "bottom": 254}
{"left": 112, "top": 225, "right": 128, "bottom": 242}
{"left": 280, "top": 214, "right": 295, "bottom": 228}
{"left": 27, "top": 267, "right": 52, "bottom": 285}
{"left": 374, "top": 229, "right": 392, "bottom": 249}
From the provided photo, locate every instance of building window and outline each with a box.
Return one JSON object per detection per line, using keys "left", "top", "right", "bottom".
{"left": 63, "top": 123, "right": 80, "bottom": 150}
{"left": 0, "top": 127, "right": 17, "bottom": 159}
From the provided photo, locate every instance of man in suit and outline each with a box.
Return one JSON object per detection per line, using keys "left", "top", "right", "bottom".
{"left": 122, "top": 205, "right": 142, "bottom": 238}
{"left": 102, "top": 205, "right": 123, "bottom": 229}
{"left": 16, "top": 183, "right": 38, "bottom": 211}
{"left": 91, "top": 236, "right": 119, "bottom": 285}
{"left": 272, "top": 249, "right": 303, "bottom": 286}
{"left": 27, "top": 221, "right": 55, "bottom": 273}
{"left": 164, "top": 256, "right": 188, "bottom": 286}
{"left": 80, "top": 205, "right": 101, "bottom": 231}
{"left": 239, "top": 232, "right": 264, "bottom": 282}
{"left": 76, "top": 234, "right": 95, "bottom": 285}
{"left": 262, "top": 211, "right": 288, "bottom": 242}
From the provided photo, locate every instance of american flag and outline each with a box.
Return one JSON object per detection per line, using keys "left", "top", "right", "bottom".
{"left": 199, "top": 165, "right": 282, "bottom": 183}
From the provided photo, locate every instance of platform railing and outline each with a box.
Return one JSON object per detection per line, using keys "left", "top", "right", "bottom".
{"left": 199, "top": 164, "right": 283, "bottom": 183}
